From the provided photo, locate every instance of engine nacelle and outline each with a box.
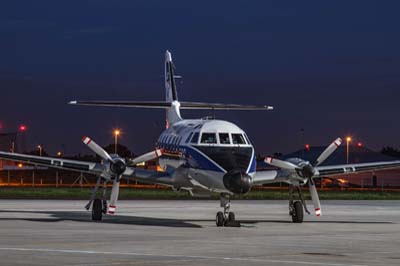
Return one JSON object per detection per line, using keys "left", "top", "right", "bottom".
{"left": 223, "top": 170, "right": 252, "bottom": 194}
{"left": 109, "top": 158, "right": 127, "bottom": 177}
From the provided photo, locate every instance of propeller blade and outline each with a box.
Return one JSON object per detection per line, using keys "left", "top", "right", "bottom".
{"left": 314, "top": 138, "right": 342, "bottom": 166}
{"left": 308, "top": 179, "right": 322, "bottom": 216}
{"left": 129, "top": 149, "right": 162, "bottom": 165}
{"left": 108, "top": 179, "right": 120, "bottom": 215}
{"left": 265, "top": 157, "right": 299, "bottom": 170}
{"left": 82, "top": 136, "right": 113, "bottom": 162}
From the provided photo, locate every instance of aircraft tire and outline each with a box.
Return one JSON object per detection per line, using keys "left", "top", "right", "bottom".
{"left": 291, "top": 201, "right": 304, "bottom": 223}
{"left": 228, "top": 212, "right": 235, "bottom": 222}
{"left": 216, "top": 211, "right": 225, "bottom": 227}
{"left": 92, "top": 198, "right": 103, "bottom": 221}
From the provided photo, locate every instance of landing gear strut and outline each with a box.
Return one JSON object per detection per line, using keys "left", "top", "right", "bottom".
{"left": 85, "top": 177, "right": 108, "bottom": 221}
{"left": 289, "top": 185, "right": 309, "bottom": 223}
{"left": 216, "top": 194, "right": 239, "bottom": 227}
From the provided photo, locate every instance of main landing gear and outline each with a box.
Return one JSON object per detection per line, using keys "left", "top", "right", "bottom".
{"left": 85, "top": 177, "right": 108, "bottom": 221}
{"left": 289, "top": 185, "right": 310, "bottom": 223}
{"left": 216, "top": 194, "right": 239, "bottom": 227}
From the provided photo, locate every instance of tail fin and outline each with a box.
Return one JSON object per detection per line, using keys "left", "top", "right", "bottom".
{"left": 165, "top": 50, "right": 178, "bottom": 102}
{"left": 164, "top": 50, "right": 182, "bottom": 127}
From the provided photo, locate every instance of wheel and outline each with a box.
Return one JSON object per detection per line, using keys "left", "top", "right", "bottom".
{"left": 216, "top": 211, "right": 225, "bottom": 227}
{"left": 92, "top": 199, "right": 103, "bottom": 221}
{"left": 291, "top": 201, "right": 304, "bottom": 223}
{"left": 228, "top": 212, "right": 235, "bottom": 222}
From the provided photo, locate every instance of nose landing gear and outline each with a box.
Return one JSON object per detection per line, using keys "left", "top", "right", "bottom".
{"left": 216, "top": 194, "right": 240, "bottom": 227}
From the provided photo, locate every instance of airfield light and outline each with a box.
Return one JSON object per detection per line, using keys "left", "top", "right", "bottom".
{"left": 305, "top": 144, "right": 310, "bottom": 151}
{"left": 346, "top": 137, "right": 352, "bottom": 164}
{"left": 114, "top": 129, "right": 121, "bottom": 154}
{"left": 37, "top": 145, "right": 42, "bottom": 157}
{"left": 357, "top": 142, "right": 363, "bottom": 148}
{"left": 57, "top": 151, "right": 62, "bottom": 157}
{"left": 19, "top": 124, "right": 27, "bottom": 132}
{"left": 18, "top": 163, "right": 23, "bottom": 168}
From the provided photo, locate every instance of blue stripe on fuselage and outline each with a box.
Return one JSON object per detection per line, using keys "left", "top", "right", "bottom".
{"left": 249, "top": 155, "right": 257, "bottom": 173}
{"left": 183, "top": 146, "right": 225, "bottom": 173}
{"left": 157, "top": 143, "right": 225, "bottom": 173}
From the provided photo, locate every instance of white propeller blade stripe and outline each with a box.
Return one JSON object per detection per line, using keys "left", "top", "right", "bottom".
{"left": 82, "top": 136, "right": 114, "bottom": 162}
{"left": 130, "top": 149, "right": 163, "bottom": 165}
{"left": 308, "top": 180, "right": 322, "bottom": 217}
{"left": 314, "top": 137, "right": 342, "bottom": 166}
{"left": 265, "top": 157, "right": 299, "bottom": 170}
{"left": 108, "top": 179, "right": 120, "bottom": 215}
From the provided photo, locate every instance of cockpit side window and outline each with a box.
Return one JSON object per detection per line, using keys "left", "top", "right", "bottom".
{"left": 185, "top": 132, "right": 193, "bottom": 143}
{"left": 244, "top": 133, "right": 252, "bottom": 145}
{"left": 191, "top": 132, "right": 199, "bottom": 144}
{"left": 201, "top": 133, "right": 217, "bottom": 144}
{"left": 219, "top": 133, "right": 230, "bottom": 144}
{"left": 232, "top": 133, "right": 246, "bottom": 144}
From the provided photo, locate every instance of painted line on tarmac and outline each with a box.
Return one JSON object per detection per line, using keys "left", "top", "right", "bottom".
{"left": 0, "top": 247, "right": 368, "bottom": 266}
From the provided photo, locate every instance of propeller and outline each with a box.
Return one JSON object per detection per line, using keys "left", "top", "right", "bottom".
{"left": 128, "top": 149, "right": 162, "bottom": 165}
{"left": 83, "top": 136, "right": 113, "bottom": 162}
{"left": 265, "top": 137, "right": 342, "bottom": 216}
{"left": 82, "top": 136, "right": 127, "bottom": 215}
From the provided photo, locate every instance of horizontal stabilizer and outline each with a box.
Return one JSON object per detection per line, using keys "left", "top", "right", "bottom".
{"left": 69, "top": 100, "right": 273, "bottom": 111}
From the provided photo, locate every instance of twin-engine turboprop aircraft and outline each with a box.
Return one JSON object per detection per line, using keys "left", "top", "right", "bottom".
{"left": 1, "top": 51, "right": 400, "bottom": 226}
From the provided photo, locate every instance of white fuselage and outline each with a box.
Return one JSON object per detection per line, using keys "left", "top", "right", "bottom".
{"left": 155, "top": 119, "right": 256, "bottom": 194}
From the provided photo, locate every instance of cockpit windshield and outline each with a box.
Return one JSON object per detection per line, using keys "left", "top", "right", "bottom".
{"left": 201, "top": 133, "right": 217, "bottom": 144}
{"left": 232, "top": 133, "right": 246, "bottom": 145}
{"left": 219, "top": 133, "right": 230, "bottom": 144}
{"left": 191, "top": 132, "right": 199, "bottom": 144}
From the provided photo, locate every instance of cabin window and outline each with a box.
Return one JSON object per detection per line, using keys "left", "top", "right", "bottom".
{"left": 201, "top": 133, "right": 217, "bottom": 144}
{"left": 232, "top": 133, "right": 246, "bottom": 144}
{"left": 185, "top": 132, "right": 193, "bottom": 143}
{"left": 191, "top": 132, "right": 199, "bottom": 144}
{"left": 219, "top": 133, "right": 230, "bottom": 144}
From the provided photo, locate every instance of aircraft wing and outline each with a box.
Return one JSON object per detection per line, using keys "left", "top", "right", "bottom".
{"left": 69, "top": 100, "right": 273, "bottom": 111}
{"left": 0, "top": 151, "right": 173, "bottom": 186}
{"left": 314, "top": 160, "right": 400, "bottom": 177}
{"left": 252, "top": 170, "right": 280, "bottom": 185}
{"left": 0, "top": 151, "right": 103, "bottom": 174}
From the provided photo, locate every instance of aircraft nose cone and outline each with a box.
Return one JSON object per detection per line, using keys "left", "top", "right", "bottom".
{"left": 223, "top": 170, "right": 252, "bottom": 194}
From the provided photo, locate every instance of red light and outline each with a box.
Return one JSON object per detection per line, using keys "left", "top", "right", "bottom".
{"left": 357, "top": 142, "right": 363, "bottom": 148}
{"left": 305, "top": 144, "right": 310, "bottom": 151}
{"left": 19, "top": 125, "right": 27, "bottom": 132}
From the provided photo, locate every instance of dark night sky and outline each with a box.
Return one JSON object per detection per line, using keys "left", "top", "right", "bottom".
{"left": 1, "top": 1, "right": 400, "bottom": 156}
